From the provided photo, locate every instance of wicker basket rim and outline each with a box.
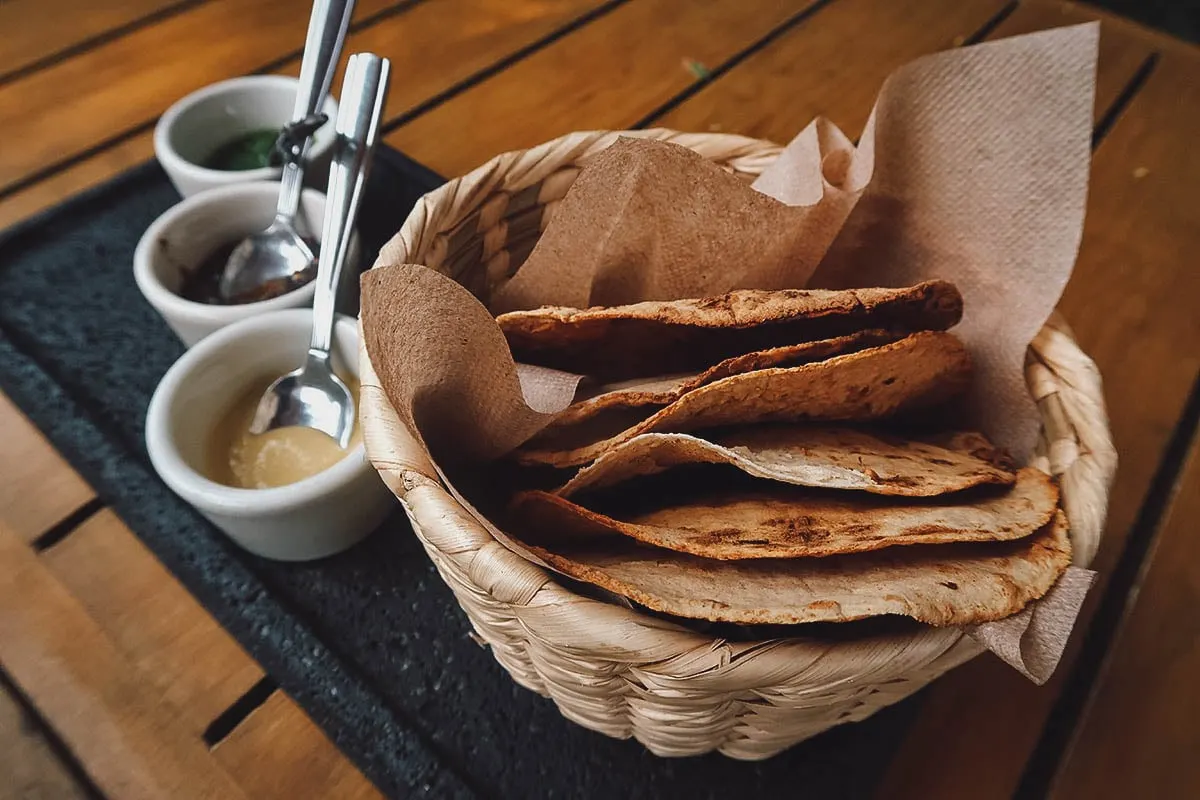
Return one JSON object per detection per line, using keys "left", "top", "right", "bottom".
{"left": 356, "top": 127, "right": 1118, "bottom": 758}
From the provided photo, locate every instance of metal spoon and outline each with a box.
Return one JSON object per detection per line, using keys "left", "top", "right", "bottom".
{"left": 218, "top": 0, "right": 357, "bottom": 304}
{"left": 248, "top": 53, "right": 391, "bottom": 448}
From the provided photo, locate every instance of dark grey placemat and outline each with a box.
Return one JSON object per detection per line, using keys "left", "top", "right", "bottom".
{"left": 0, "top": 151, "right": 477, "bottom": 799}
{"left": 0, "top": 152, "right": 927, "bottom": 799}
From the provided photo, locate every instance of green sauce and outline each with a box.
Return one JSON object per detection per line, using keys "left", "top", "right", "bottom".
{"left": 202, "top": 129, "right": 282, "bottom": 171}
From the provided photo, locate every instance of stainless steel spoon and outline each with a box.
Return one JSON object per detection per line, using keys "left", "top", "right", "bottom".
{"left": 218, "top": 0, "right": 356, "bottom": 304}
{"left": 248, "top": 53, "right": 390, "bottom": 448}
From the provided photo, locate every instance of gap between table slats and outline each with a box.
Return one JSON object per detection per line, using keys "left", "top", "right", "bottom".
{"left": 0, "top": 0, "right": 421, "bottom": 199}
{"left": 0, "top": 0, "right": 213, "bottom": 86}
{"left": 876, "top": 6, "right": 1200, "bottom": 797}
{"left": 0, "top": 446, "right": 388, "bottom": 797}
{"left": 0, "top": 0, "right": 624, "bottom": 230}
{"left": 1044, "top": 377, "right": 1200, "bottom": 799}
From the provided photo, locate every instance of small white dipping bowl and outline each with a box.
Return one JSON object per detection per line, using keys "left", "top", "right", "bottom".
{"left": 156, "top": 75, "right": 338, "bottom": 198}
{"left": 134, "top": 181, "right": 359, "bottom": 347}
{"left": 146, "top": 309, "right": 395, "bottom": 561}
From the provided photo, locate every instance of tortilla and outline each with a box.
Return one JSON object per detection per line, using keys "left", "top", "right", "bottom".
{"left": 497, "top": 281, "right": 962, "bottom": 380}
{"left": 516, "top": 510, "right": 1071, "bottom": 626}
{"left": 516, "top": 464, "right": 1056, "bottom": 560}
{"left": 557, "top": 329, "right": 904, "bottom": 428}
{"left": 557, "top": 427, "right": 1016, "bottom": 498}
{"left": 517, "top": 331, "right": 972, "bottom": 467}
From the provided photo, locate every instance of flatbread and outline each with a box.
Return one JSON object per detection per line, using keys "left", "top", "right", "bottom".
{"left": 557, "top": 329, "right": 904, "bottom": 428}
{"left": 517, "top": 331, "right": 972, "bottom": 467}
{"left": 497, "top": 281, "right": 962, "bottom": 380}
{"left": 516, "top": 510, "right": 1071, "bottom": 626}
{"left": 516, "top": 465, "right": 1056, "bottom": 560}
{"left": 557, "top": 427, "right": 1017, "bottom": 498}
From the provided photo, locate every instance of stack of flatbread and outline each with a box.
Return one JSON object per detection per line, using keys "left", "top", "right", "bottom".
{"left": 495, "top": 280, "right": 1070, "bottom": 627}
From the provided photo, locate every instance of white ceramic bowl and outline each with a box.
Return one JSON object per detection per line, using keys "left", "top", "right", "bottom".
{"left": 134, "top": 181, "right": 359, "bottom": 347}
{"left": 155, "top": 75, "right": 338, "bottom": 198}
{"left": 146, "top": 309, "right": 395, "bottom": 561}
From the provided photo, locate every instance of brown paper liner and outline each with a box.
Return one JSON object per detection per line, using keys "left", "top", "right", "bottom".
{"left": 362, "top": 23, "right": 1105, "bottom": 684}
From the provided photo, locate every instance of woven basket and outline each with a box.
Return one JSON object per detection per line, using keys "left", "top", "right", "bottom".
{"left": 359, "top": 128, "right": 1117, "bottom": 759}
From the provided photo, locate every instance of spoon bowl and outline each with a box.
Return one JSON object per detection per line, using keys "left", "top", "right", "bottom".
{"left": 217, "top": 0, "right": 355, "bottom": 304}
{"left": 249, "top": 53, "right": 390, "bottom": 448}
{"left": 144, "top": 308, "right": 394, "bottom": 561}
{"left": 249, "top": 350, "right": 355, "bottom": 448}
{"left": 221, "top": 215, "right": 317, "bottom": 303}
{"left": 133, "top": 182, "right": 342, "bottom": 347}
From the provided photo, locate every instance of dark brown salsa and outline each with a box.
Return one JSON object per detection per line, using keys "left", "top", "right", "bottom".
{"left": 179, "top": 238, "right": 318, "bottom": 305}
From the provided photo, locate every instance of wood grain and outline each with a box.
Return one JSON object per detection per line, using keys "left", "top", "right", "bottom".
{"left": 386, "top": 0, "right": 822, "bottom": 177}
{"left": 1041, "top": 0, "right": 1200, "bottom": 56}
{"left": 0, "top": 680, "right": 91, "bottom": 800}
{"left": 984, "top": 0, "right": 1162, "bottom": 118}
{"left": 0, "top": 0, "right": 610, "bottom": 231}
{"left": 0, "top": 2, "right": 1197, "bottom": 797}
{"left": 1051, "top": 430, "right": 1200, "bottom": 799}
{"left": 0, "top": 523, "right": 248, "bottom": 800}
{"left": 0, "top": 131, "right": 153, "bottom": 232}
{"left": 40, "top": 509, "right": 264, "bottom": 730}
{"left": 657, "top": 0, "right": 1008, "bottom": 141}
{"left": 214, "top": 691, "right": 383, "bottom": 800}
{"left": 290, "top": 0, "right": 611, "bottom": 124}
{"left": 876, "top": 33, "right": 1200, "bottom": 800}
{"left": 0, "top": 0, "right": 399, "bottom": 192}
{"left": 0, "top": 392, "right": 94, "bottom": 544}
{"left": 0, "top": 0, "right": 193, "bottom": 79}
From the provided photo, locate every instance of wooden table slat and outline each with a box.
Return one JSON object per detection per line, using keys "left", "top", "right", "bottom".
{"left": 0, "top": 0, "right": 400, "bottom": 193}
{"left": 0, "top": 130, "right": 154, "bottom": 231}
{"left": 876, "top": 22, "right": 1200, "bottom": 799}
{"left": 0, "top": 679, "right": 92, "bottom": 799}
{"left": 657, "top": 0, "right": 1010, "bottom": 142}
{"left": 39, "top": 509, "right": 264, "bottom": 730}
{"left": 0, "top": 0, "right": 615, "bottom": 231}
{"left": 2, "top": 0, "right": 1199, "bottom": 795}
{"left": 386, "top": 0, "right": 825, "bottom": 177}
{"left": 1052, "top": 426, "right": 1200, "bottom": 799}
{"left": 290, "top": 0, "right": 614, "bottom": 127}
{"left": 0, "top": 522, "right": 249, "bottom": 800}
{"left": 1046, "top": 0, "right": 1200, "bottom": 57}
{"left": 213, "top": 691, "right": 384, "bottom": 800}
{"left": 0, "top": 392, "right": 95, "bottom": 544}
{"left": 981, "top": 0, "right": 1157, "bottom": 118}
{"left": 0, "top": 0, "right": 194, "bottom": 80}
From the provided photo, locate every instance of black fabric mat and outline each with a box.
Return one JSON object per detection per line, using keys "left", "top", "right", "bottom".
{"left": 0, "top": 149, "right": 930, "bottom": 799}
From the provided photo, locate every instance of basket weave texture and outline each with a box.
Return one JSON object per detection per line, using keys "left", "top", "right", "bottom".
{"left": 359, "top": 129, "right": 1117, "bottom": 759}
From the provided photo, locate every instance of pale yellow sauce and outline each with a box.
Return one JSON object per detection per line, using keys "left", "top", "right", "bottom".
{"left": 207, "top": 374, "right": 362, "bottom": 490}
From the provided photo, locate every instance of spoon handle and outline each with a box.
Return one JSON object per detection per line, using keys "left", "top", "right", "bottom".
{"left": 275, "top": 0, "right": 356, "bottom": 222}
{"left": 294, "top": 0, "right": 356, "bottom": 127}
{"left": 308, "top": 53, "right": 390, "bottom": 360}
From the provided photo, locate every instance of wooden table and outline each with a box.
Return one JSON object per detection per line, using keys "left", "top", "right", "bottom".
{"left": 1, "top": 1, "right": 1197, "bottom": 797}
